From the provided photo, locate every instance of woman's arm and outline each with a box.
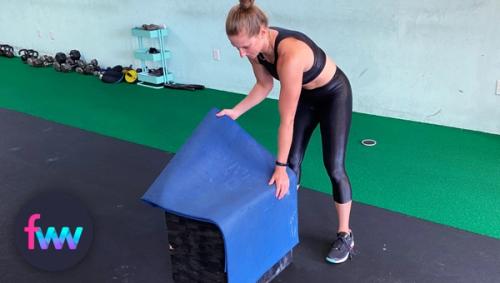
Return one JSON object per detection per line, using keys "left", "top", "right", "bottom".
{"left": 269, "top": 40, "right": 306, "bottom": 199}
{"left": 217, "top": 58, "right": 274, "bottom": 120}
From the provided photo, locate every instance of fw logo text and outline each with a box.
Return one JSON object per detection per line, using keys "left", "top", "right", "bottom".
{"left": 24, "top": 213, "right": 84, "bottom": 250}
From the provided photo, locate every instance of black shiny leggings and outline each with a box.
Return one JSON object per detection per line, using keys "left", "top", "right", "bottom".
{"left": 288, "top": 67, "right": 352, "bottom": 203}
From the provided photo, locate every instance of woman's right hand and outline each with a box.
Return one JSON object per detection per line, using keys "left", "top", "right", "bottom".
{"left": 216, "top": 108, "right": 240, "bottom": 120}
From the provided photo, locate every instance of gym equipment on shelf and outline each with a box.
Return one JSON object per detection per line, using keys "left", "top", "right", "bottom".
{"left": 132, "top": 26, "right": 173, "bottom": 89}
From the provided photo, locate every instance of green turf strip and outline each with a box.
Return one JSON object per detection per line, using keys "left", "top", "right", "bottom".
{"left": 1, "top": 57, "right": 499, "bottom": 238}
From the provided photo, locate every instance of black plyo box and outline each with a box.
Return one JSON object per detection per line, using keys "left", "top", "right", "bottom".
{"left": 165, "top": 212, "right": 293, "bottom": 283}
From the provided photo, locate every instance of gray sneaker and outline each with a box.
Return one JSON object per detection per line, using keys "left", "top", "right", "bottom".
{"left": 325, "top": 231, "right": 354, "bottom": 264}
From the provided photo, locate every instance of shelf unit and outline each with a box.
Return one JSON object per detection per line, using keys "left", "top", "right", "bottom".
{"left": 132, "top": 27, "right": 174, "bottom": 89}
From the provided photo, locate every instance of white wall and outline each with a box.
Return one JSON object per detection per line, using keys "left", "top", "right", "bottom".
{"left": 1, "top": 0, "right": 499, "bottom": 134}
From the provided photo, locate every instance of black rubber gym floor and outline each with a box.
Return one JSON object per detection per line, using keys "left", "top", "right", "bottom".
{"left": 1, "top": 108, "right": 499, "bottom": 283}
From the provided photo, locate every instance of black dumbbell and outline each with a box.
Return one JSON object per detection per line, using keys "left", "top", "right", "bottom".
{"left": 53, "top": 54, "right": 75, "bottom": 72}
{"left": 26, "top": 53, "right": 40, "bottom": 65}
{"left": 62, "top": 58, "right": 77, "bottom": 72}
{"left": 54, "top": 57, "right": 76, "bottom": 72}
{"left": 0, "top": 45, "right": 15, "bottom": 58}
{"left": 69, "top": 50, "right": 81, "bottom": 61}
{"left": 28, "top": 57, "right": 44, "bottom": 67}
{"left": 29, "top": 55, "right": 55, "bottom": 67}
{"left": 76, "top": 58, "right": 99, "bottom": 75}
{"left": 42, "top": 55, "right": 55, "bottom": 66}
{"left": 19, "top": 49, "right": 39, "bottom": 63}
{"left": 55, "top": 52, "right": 67, "bottom": 64}
{"left": 18, "top": 49, "right": 28, "bottom": 61}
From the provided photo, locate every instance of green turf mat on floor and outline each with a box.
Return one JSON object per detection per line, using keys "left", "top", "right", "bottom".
{"left": 1, "top": 57, "right": 499, "bottom": 238}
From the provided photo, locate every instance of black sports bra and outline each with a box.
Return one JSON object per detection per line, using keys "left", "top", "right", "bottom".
{"left": 257, "top": 27, "right": 327, "bottom": 85}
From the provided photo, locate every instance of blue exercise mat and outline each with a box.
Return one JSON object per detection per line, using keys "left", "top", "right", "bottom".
{"left": 142, "top": 108, "right": 298, "bottom": 283}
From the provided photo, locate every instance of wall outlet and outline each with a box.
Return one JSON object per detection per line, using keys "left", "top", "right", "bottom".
{"left": 212, "top": 48, "right": 221, "bottom": 61}
{"left": 496, "top": 80, "right": 500, "bottom": 95}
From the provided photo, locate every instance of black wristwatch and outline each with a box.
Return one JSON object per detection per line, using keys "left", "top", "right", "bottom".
{"left": 275, "top": 160, "right": 288, "bottom": 167}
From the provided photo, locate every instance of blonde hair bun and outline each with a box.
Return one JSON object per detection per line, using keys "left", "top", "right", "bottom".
{"left": 227, "top": 0, "right": 267, "bottom": 36}
{"left": 239, "top": 0, "right": 255, "bottom": 10}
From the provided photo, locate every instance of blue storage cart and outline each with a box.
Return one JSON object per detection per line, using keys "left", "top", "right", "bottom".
{"left": 132, "top": 27, "right": 174, "bottom": 89}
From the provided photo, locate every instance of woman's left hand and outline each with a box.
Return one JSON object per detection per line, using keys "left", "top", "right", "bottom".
{"left": 268, "top": 166, "right": 290, "bottom": 200}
